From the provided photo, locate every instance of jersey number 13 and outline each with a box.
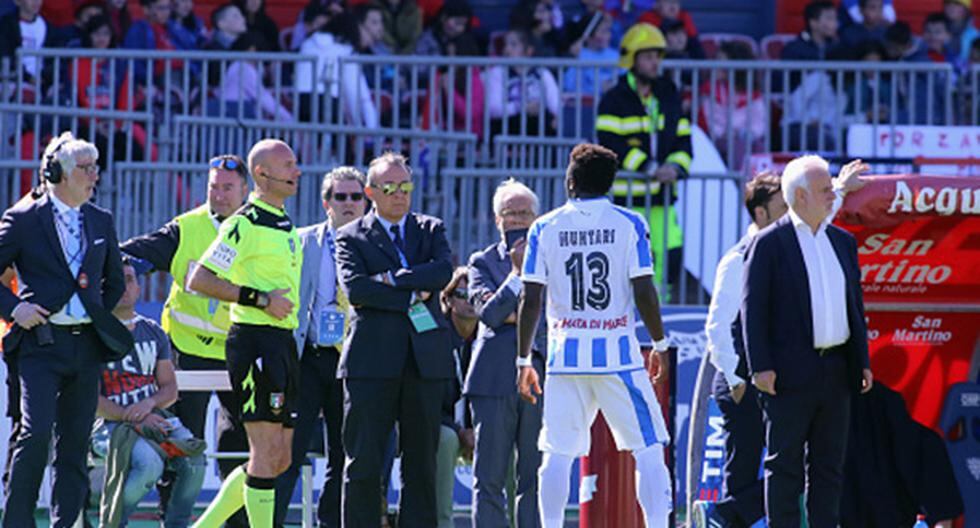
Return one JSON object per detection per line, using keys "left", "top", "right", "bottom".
{"left": 564, "top": 251, "right": 611, "bottom": 311}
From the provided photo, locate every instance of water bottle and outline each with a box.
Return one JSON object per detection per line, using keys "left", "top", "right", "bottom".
{"left": 912, "top": 514, "right": 929, "bottom": 528}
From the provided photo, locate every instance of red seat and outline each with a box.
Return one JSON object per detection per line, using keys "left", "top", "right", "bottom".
{"left": 760, "top": 33, "right": 796, "bottom": 60}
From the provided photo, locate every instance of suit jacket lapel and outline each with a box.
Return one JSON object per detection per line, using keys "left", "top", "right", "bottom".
{"left": 365, "top": 213, "right": 403, "bottom": 268}
{"left": 38, "top": 196, "right": 72, "bottom": 275}
{"left": 403, "top": 214, "right": 421, "bottom": 266}
{"left": 776, "top": 217, "right": 815, "bottom": 345}
{"left": 80, "top": 203, "right": 98, "bottom": 270}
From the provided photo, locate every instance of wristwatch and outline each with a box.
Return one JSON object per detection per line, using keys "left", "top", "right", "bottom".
{"left": 516, "top": 355, "right": 533, "bottom": 368}
{"left": 256, "top": 292, "right": 270, "bottom": 309}
{"left": 652, "top": 336, "right": 670, "bottom": 353}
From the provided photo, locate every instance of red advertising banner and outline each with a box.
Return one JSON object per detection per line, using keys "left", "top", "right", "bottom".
{"left": 835, "top": 175, "right": 980, "bottom": 429}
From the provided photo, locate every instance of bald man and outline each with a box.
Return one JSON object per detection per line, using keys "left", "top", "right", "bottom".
{"left": 188, "top": 139, "right": 304, "bottom": 528}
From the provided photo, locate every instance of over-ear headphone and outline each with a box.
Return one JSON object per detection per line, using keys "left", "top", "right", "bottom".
{"left": 42, "top": 140, "right": 68, "bottom": 184}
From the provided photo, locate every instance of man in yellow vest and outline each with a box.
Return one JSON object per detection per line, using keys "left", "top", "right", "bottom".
{"left": 120, "top": 154, "right": 250, "bottom": 524}
{"left": 597, "top": 23, "right": 693, "bottom": 302}
{"left": 274, "top": 166, "right": 367, "bottom": 527}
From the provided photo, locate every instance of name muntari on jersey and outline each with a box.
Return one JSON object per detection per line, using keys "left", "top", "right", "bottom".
{"left": 558, "top": 228, "right": 616, "bottom": 247}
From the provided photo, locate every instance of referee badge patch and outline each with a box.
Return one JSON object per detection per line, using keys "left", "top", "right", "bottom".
{"left": 207, "top": 242, "right": 237, "bottom": 272}
{"left": 269, "top": 392, "right": 285, "bottom": 414}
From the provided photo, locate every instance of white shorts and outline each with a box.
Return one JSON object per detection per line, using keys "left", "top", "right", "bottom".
{"left": 538, "top": 369, "right": 670, "bottom": 457}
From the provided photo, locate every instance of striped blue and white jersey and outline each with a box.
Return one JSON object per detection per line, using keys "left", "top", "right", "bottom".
{"left": 522, "top": 197, "right": 654, "bottom": 375}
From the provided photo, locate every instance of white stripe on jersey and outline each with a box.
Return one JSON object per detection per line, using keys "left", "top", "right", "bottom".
{"left": 522, "top": 197, "right": 654, "bottom": 375}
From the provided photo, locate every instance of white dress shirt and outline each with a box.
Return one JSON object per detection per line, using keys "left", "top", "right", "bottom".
{"left": 47, "top": 193, "right": 91, "bottom": 325}
{"left": 788, "top": 208, "right": 849, "bottom": 349}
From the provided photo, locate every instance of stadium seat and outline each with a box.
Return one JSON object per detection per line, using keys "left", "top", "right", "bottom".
{"left": 699, "top": 33, "right": 759, "bottom": 60}
{"left": 760, "top": 33, "right": 796, "bottom": 60}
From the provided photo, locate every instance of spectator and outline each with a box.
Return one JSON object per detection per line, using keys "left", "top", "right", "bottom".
{"left": 55, "top": 1, "right": 105, "bottom": 47}
{"left": 287, "top": 0, "right": 342, "bottom": 50}
{"left": 170, "top": 0, "right": 206, "bottom": 49}
{"left": 782, "top": 69, "right": 846, "bottom": 150}
{"left": 945, "top": 0, "right": 979, "bottom": 62}
{"left": 105, "top": 0, "right": 132, "bottom": 43}
{"left": 76, "top": 15, "right": 117, "bottom": 109}
{"left": 699, "top": 40, "right": 765, "bottom": 170}
{"left": 123, "top": 0, "right": 193, "bottom": 84}
{"left": 233, "top": 0, "right": 279, "bottom": 51}
{"left": 510, "top": 0, "right": 564, "bottom": 57}
{"left": 883, "top": 21, "right": 929, "bottom": 62}
{"left": 421, "top": 35, "right": 485, "bottom": 139}
{"left": 295, "top": 8, "right": 379, "bottom": 127}
{"left": 486, "top": 29, "right": 560, "bottom": 136}
{"left": 839, "top": 0, "right": 889, "bottom": 49}
{"left": 96, "top": 261, "right": 206, "bottom": 528}
{"left": 638, "top": 0, "right": 704, "bottom": 56}
{"left": 0, "top": 0, "right": 55, "bottom": 82}
{"left": 436, "top": 267, "right": 477, "bottom": 528}
{"left": 368, "top": 0, "right": 422, "bottom": 55}
{"left": 884, "top": 21, "right": 944, "bottom": 124}
{"left": 844, "top": 40, "right": 898, "bottom": 124}
{"left": 923, "top": 13, "right": 962, "bottom": 67}
{"left": 563, "top": 0, "right": 620, "bottom": 56}
{"left": 203, "top": 3, "right": 247, "bottom": 51}
{"left": 662, "top": 18, "right": 703, "bottom": 59}
{"left": 839, "top": 0, "right": 895, "bottom": 27}
{"left": 562, "top": 13, "right": 618, "bottom": 95}
{"left": 781, "top": 1, "right": 842, "bottom": 61}
{"left": 415, "top": 0, "right": 476, "bottom": 56}
{"left": 219, "top": 33, "right": 293, "bottom": 121}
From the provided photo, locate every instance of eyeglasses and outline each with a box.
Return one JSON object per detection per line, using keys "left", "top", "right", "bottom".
{"left": 500, "top": 209, "right": 535, "bottom": 219}
{"left": 209, "top": 157, "right": 241, "bottom": 172}
{"left": 451, "top": 288, "right": 468, "bottom": 300}
{"left": 372, "top": 182, "right": 415, "bottom": 195}
{"left": 75, "top": 163, "right": 99, "bottom": 175}
{"left": 331, "top": 192, "right": 364, "bottom": 202}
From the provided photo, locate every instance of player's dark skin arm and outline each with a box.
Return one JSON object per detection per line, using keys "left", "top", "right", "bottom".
{"left": 517, "top": 282, "right": 545, "bottom": 404}
{"left": 632, "top": 276, "right": 670, "bottom": 381}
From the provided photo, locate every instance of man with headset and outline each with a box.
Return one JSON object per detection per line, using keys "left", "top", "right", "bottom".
{"left": 121, "top": 154, "right": 251, "bottom": 523}
{"left": 0, "top": 132, "right": 132, "bottom": 527}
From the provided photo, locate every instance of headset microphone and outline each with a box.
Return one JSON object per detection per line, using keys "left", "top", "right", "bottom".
{"left": 262, "top": 173, "right": 295, "bottom": 185}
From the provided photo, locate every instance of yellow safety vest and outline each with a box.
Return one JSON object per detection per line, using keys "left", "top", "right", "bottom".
{"left": 160, "top": 205, "right": 232, "bottom": 359}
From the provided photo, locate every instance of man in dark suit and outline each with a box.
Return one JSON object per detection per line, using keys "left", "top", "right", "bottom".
{"left": 465, "top": 178, "right": 546, "bottom": 527}
{"left": 335, "top": 152, "right": 454, "bottom": 528}
{"left": 742, "top": 154, "right": 874, "bottom": 528}
{"left": 275, "top": 166, "right": 367, "bottom": 528}
{"left": 0, "top": 132, "right": 132, "bottom": 527}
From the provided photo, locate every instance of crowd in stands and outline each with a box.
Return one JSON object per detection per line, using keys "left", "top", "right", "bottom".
{"left": 1, "top": 0, "right": 978, "bottom": 169}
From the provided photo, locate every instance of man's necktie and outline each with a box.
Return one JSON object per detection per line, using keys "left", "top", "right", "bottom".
{"left": 59, "top": 209, "right": 86, "bottom": 318}
{"left": 389, "top": 224, "right": 406, "bottom": 255}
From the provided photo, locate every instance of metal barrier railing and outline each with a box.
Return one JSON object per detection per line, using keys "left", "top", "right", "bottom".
{"left": 3, "top": 48, "right": 977, "bottom": 305}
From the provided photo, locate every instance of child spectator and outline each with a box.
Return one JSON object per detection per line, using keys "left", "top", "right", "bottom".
{"left": 123, "top": 0, "right": 194, "bottom": 82}
{"left": 368, "top": 0, "right": 422, "bottom": 55}
{"left": 844, "top": 40, "right": 897, "bottom": 124}
{"left": 563, "top": 0, "right": 619, "bottom": 55}
{"left": 923, "top": 12, "right": 963, "bottom": 68}
{"left": 885, "top": 21, "right": 944, "bottom": 124}
{"left": 945, "top": 0, "right": 979, "bottom": 62}
{"left": 839, "top": 0, "right": 889, "bottom": 49}
{"left": 562, "top": 13, "right": 618, "bottom": 95}
{"left": 76, "top": 15, "right": 117, "bottom": 110}
{"left": 422, "top": 35, "right": 485, "bottom": 140}
{"left": 883, "top": 21, "right": 929, "bottom": 62}
{"left": 838, "top": 0, "right": 895, "bottom": 27}
{"left": 288, "top": 0, "right": 342, "bottom": 51}
{"left": 218, "top": 33, "right": 294, "bottom": 121}
{"left": 203, "top": 3, "right": 247, "bottom": 51}
{"left": 415, "top": 0, "right": 477, "bottom": 56}
{"left": 509, "top": 0, "right": 565, "bottom": 58}
{"left": 0, "top": 0, "right": 55, "bottom": 82}
{"left": 295, "top": 7, "right": 379, "bottom": 127}
{"left": 56, "top": 1, "right": 105, "bottom": 47}
{"left": 781, "top": 1, "right": 842, "bottom": 61}
{"left": 170, "top": 0, "right": 206, "bottom": 49}
{"left": 662, "top": 18, "right": 703, "bottom": 59}
{"left": 233, "top": 0, "right": 279, "bottom": 51}
{"left": 699, "top": 40, "right": 765, "bottom": 170}
{"left": 486, "top": 29, "right": 560, "bottom": 136}
{"left": 638, "top": 0, "right": 702, "bottom": 52}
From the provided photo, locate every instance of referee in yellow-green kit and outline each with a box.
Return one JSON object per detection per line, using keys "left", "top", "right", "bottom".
{"left": 188, "top": 139, "right": 303, "bottom": 528}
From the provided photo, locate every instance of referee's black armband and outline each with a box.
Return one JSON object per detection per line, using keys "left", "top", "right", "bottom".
{"left": 238, "top": 286, "right": 261, "bottom": 306}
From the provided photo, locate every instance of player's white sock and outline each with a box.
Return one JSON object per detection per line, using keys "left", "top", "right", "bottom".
{"left": 633, "top": 444, "right": 672, "bottom": 528}
{"left": 538, "top": 451, "right": 574, "bottom": 528}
